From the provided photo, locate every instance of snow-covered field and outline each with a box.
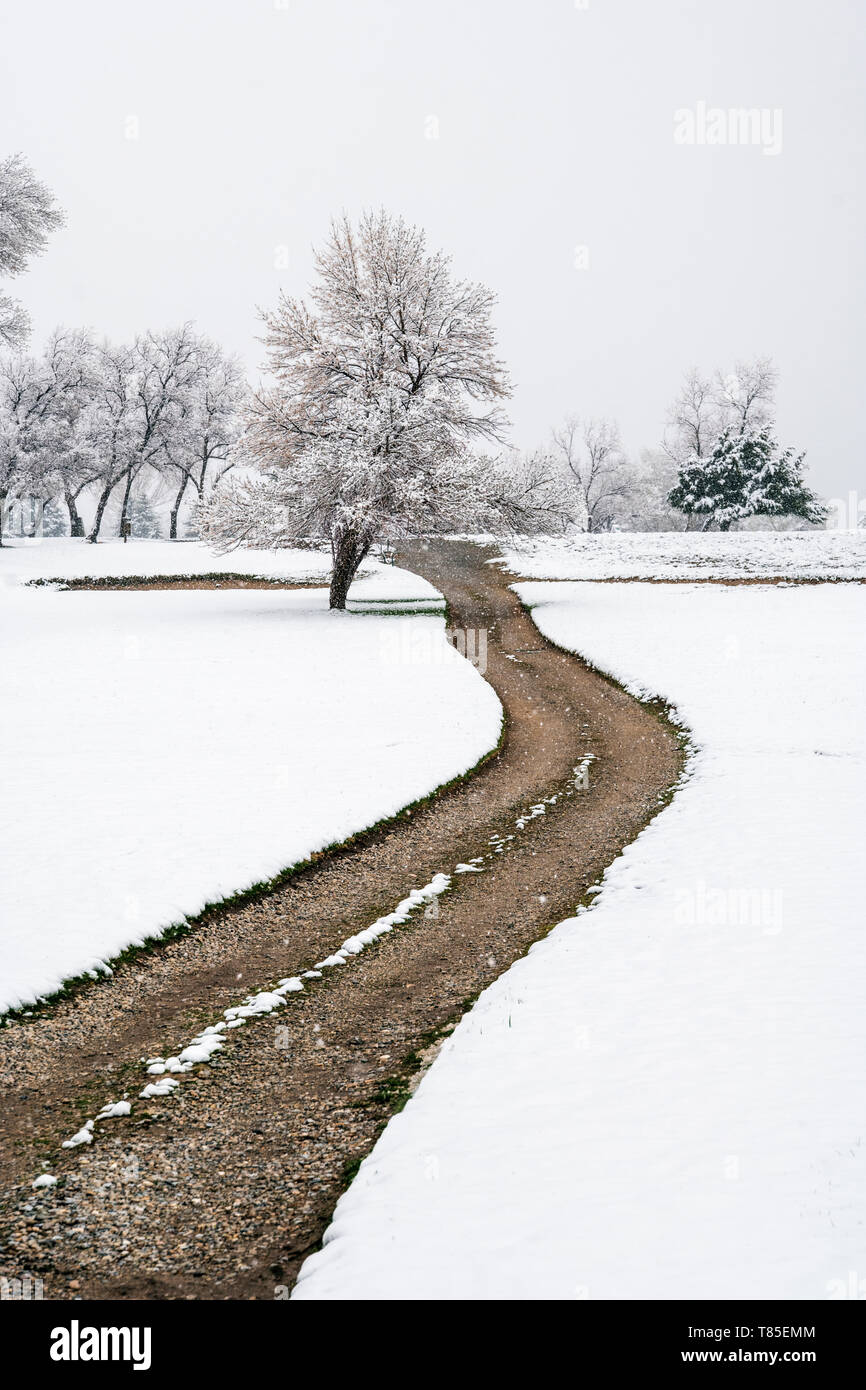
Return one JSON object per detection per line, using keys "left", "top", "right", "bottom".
{"left": 499, "top": 529, "right": 866, "bottom": 580}
{"left": 295, "top": 578, "right": 865, "bottom": 1300}
{"left": 0, "top": 549, "right": 497, "bottom": 1012}
{"left": 0, "top": 536, "right": 393, "bottom": 588}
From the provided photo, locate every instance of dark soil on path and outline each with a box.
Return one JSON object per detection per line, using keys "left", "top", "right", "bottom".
{"left": 0, "top": 540, "right": 683, "bottom": 1300}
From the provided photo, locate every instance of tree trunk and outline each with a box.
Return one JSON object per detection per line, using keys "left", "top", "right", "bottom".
{"left": 170, "top": 474, "right": 189, "bottom": 540}
{"left": 88, "top": 479, "right": 116, "bottom": 543}
{"left": 118, "top": 467, "right": 136, "bottom": 537}
{"left": 65, "top": 491, "right": 85, "bottom": 537}
{"left": 23, "top": 497, "right": 41, "bottom": 538}
{"left": 329, "top": 529, "right": 370, "bottom": 610}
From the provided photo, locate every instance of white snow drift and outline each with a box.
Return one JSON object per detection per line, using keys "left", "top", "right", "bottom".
{"left": 295, "top": 578, "right": 866, "bottom": 1301}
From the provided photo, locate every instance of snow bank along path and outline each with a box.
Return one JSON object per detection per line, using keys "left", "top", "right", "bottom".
{"left": 0, "top": 547, "right": 496, "bottom": 1012}
{"left": 295, "top": 580, "right": 866, "bottom": 1300}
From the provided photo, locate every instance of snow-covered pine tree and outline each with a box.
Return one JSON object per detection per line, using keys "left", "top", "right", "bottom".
{"left": 668, "top": 426, "right": 827, "bottom": 530}
{"left": 202, "top": 210, "right": 514, "bottom": 608}
{"left": 183, "top": 504, "right": 201, "bottom": 540}
{"left": 41, "top": 497, "right": 68, "bottom": 536}
{"left": 127, "top": 491, "right": 164, "bottom": 539}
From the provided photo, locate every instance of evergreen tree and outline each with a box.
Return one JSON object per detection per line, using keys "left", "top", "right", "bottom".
{"left": 127, "top": 492, "right": 163, "bottom": 539}
{"left": 668, "top": 426, "right": 826, "bottom": 531}
{"left": 41, "top": 497, "right": 69, "bottom": 536}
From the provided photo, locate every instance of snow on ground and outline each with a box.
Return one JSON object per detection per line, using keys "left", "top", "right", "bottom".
{"left": 0, "top": 537, "right": 447, "bottom": 603}
{"left": 0, "top": 578, "right": 498, "bottom": 1013}
{"left": 295, "top": 579, "right": 865, "bottom": 1300}
{"left": 345, "top": 563, "right": 444, "bottom": 611}
{"left": 0, "top": 536, "right": 443, "bottom": 611}
{"left": 499, "top": 529, "right": 866, "bottom": 580}
{"left": 0, "top": 537, "right": 339, "bottom": 585}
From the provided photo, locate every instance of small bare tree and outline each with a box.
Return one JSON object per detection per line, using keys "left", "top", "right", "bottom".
{"left": 551, "top": 415, "right": 630, "bottom": 532}
{"left": 157, "top": 340, "right": 246, "bottom": 538}
{"left": 664, "top": 356, "right": 777, "bottom": 465}
{"left": 712, "top": 357, "right": 777, "bottom": 437}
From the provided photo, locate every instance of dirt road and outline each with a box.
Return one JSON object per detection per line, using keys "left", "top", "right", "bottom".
{"left": 0, "top": 541, "right": 682, "bottom": 1299}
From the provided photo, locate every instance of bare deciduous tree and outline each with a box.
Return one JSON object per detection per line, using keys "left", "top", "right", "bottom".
{"left": 158, "top": 340, "right": 246, "bottom": 539}
{"left": 1, "top": 322, "right": 245, "bottom": 544}
{"left": 663, "top": 356, "right": 777, "bottom": 465}
{"left": 551, "top": 415, "right": 630, "bottom": 532}
{"left": 712, "top": 357, "right": 777, "bottom": 438}
{"left": 39, "top": 329, "right": 101, "bottom": 535}
{"left": 84, "top": 325, "right": 201, "bottom": 542}
{"left": 0, "top": 329, "right": 98, "bottom": 543}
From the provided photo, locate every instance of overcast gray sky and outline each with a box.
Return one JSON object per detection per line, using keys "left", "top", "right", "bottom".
{"left": 3, "top": 0, "right": 863, "bottom": 497}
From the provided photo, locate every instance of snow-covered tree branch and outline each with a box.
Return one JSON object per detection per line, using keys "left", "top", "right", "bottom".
{"left": 0, "top": 154, "right": 64, "bottom": 349}
{"left": 204, "top": 210, "right": 514, "bottom": 607}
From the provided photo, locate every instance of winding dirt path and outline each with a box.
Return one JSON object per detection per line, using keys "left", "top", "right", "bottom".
{"left": 0, "top": 541, "right": 682, "bottom": 1299}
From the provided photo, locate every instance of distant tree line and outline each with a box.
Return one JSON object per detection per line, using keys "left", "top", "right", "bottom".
{"left": 0, "top": 157, "right": 826, "bottom": 570}
{"left": 0, "top": 323, "right": 246, "bottom": 546}
{"left": 504, "top": 356, "right": 825, "bottom": 536}
{"left": 0, "top": 155, "right": 246, "bottom": 546}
